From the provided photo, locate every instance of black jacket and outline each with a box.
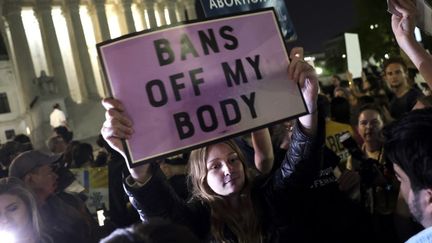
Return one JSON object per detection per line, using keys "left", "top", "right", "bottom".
{"left": 124, "top": 121, "right": 319, "bottom": 242}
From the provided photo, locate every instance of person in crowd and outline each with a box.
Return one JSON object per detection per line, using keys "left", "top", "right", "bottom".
{"left": 383, "top": 108, "right": 432, "bottom": 243}
{"left": 13, "top": 134, "right": 33, "bottom": 152}
{"left": 101, "top": 49, "right": 321, "bottom": 242}
{"left": 70, "top": 142, "right": 94, "bottom": 168}
{"left": 49, "top": 103, "right": 67, "bottom": 129}
{"left": 0, "top": 141, "right": 22, "bottom": 178}
{"left": 383, "top": 57, "right": 423, "bottom": 119}
{"left": 158, "top": 155, "right": 190, "bottom": 201}
{"left": 94, "top": 135, "right": 110, "bottom": 167}
{"left": 0, "top": 177, "right": 51, "bottom": 243}
{"left": 96, "top": 135, "right": 139, "bottom": 228}
{"left": 62, "top": 140, "right": 80, "bottom": 168}
{"left": 347, "top": 104, "right": 399, "bottom": 242}
{"left": 389, "top": 0, "right": 432, "bottom": 89}
{"left": 53, "top": 126, "right": 73, "bottom": 144}
{"left": 325, "top": 97, "right": 357, "bottom": 167}
{"left": 8, "top": 150, "right": 100, "bottom": 242}
{"left": 100, "top": 218, "right": 200, "bottom": 243}
{"left": 46, "top": 135, "right": 67, "bottom": 155}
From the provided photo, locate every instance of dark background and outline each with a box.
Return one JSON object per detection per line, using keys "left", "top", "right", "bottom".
{"left": 285, "top": 0, "right": 358, "bottom": 53}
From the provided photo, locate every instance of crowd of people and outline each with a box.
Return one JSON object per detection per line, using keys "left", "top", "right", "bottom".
{"left": 0, "top": 0, "right": 432, "bottom": 242}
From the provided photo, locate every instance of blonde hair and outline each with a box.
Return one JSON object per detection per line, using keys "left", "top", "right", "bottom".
{"left": 188, "top": 140, "right": 262, "bottom": 243}
{"left": 0, "top": 177, "right": 43, "bottom": 239}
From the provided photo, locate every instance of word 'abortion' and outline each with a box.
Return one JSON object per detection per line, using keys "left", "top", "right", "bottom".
{"left": 209, "top": 0, "right": 270, "bottom": 9}
{"left": 146, "top": 25, "right": 264, "bottom": 140}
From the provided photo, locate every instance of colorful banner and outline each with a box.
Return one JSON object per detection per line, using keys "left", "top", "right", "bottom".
{"left": 98, "top": 10, "right": 307, "bottom": 166}
{"left": 71, "top": 167, "right": 109, "bottom": 214}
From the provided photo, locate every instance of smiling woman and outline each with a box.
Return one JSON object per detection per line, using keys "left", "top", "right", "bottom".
{"left": 0, "top": 177, "right": 51, "bottom": 243}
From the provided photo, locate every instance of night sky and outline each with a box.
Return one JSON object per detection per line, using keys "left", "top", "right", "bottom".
{"left": 284, "top": 0, "right": 358, "bottom": 53}
{"left": 0, "top": 1, "right": 359, "bottom": 57}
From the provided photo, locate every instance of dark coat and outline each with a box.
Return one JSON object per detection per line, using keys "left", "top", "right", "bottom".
{"left": 124, "top": 122, "right": 319, "bottom": 242}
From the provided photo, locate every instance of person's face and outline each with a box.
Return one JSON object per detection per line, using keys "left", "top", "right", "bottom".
{"left": 385, "top": 63, "right": 408, "bottom": 90}
{"left": 206, "top": 143, "right": 245, "bottom": 197}
{"left": 362, "top": 79, "right": 371, "bottom": 91}
{"left": 29, "top": 165, "right": 58, "bottom": 197}
{"left": 394, "top": 164, "right": 429, "bottom": 227}
{"left": 358, "top": 109, "right": 383, "bottom": 143}
{"left": 0, "top": 194, "right": 31, "bottom": 234}
{"left": 332, "top": 76, "right": 340, "bottom": 86}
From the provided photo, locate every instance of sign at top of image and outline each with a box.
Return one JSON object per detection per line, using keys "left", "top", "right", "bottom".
{"left": 200, "top": 0, "right": 297, "bottom": 42}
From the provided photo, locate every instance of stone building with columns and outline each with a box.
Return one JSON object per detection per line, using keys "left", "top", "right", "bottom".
{"left": 0, "top": 0, "right": 197, "bottom": 148}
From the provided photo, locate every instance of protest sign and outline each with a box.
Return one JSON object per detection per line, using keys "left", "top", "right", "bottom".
{"left": 71, "top": 167, "right": 109, "bottom": 214}
{"left": 344, "top": 33, "right": 362, "bottom": 79}
{"left": 199, "top": 0, "right": 296, "bottom": 42}
{"left": 98, "top": 9, "right": 307, "bottom": 167}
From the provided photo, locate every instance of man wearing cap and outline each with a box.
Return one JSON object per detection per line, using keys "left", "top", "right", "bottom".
{"left": 9, "top": 150, "right": 99, "bottom": 243}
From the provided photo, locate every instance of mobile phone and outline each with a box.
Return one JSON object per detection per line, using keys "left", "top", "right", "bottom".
{"left": 387, "top": 0, "right": 403, "bottom": 17}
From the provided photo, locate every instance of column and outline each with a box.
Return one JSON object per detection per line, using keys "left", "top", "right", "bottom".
{"left": 165, "top": 0, "right": 178, "bottom": 24}
{"left": 136, "top": 0, "right": 149, "bottom": 30}
{"left": 183, "top": 0, "right": 196, "bottom": 20}
{"left": 143, "top": 0, "right": 157, "bottom": 28}
{"left": 156, "top": 2, "right": 166, "bottom": 26}
{"left": 3, "top": 0, "right": 36, "bottom": 107}
{"left": 176, "top": 1, "right": 186, "bottom": 22}
{"left": 35, "top": 0, "right": 70, "bottom": 98}
{"left": 62, "top": 0, "right": 97, "bottom": 99}
{"left": 119, "top": 0, "right": 136, "bottom": 33}
{"left": 91, "top": 0, "right": 111, "bottom": 41}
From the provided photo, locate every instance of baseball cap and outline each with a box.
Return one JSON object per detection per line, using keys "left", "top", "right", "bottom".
{"left": 9, "top": 150, "right": 62, "bottom": 179}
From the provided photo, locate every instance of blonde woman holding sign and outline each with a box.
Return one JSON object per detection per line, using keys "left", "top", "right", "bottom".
{"left": 101, "top": 48, "right": 319, "bottom": 242}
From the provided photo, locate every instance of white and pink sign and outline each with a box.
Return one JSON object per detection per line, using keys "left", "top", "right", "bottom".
{"left": 98, "top": 9, "right": 307, "bottom": 167}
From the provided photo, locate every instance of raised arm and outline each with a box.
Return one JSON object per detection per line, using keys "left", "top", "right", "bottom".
{"left": 288, "top": 47, "right": 318, "bottom": 136}
{"left": 391, "top": 0, "right": 432, "bottom": 87}
{"left": 251, "top": 128, "right": 274, "bottom": 175}
{"left": 270, "top": 47, "right": 319, "bottom": 190}
{"left": 101, "top": 98, "right": 152, "bottom": 184}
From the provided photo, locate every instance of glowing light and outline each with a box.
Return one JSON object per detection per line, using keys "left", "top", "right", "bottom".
{"left": 0, "top": 230, "right": 15, "bottom": 243}
{"left": 342, "top": 54, "right": 347, "bottom": 59}
{"left": 415, "top": 27, "right": 422, "bottom": 42}
{"left": 97, "top": 210, "right": 106, "bottom": 226}
{"left": 315, "top": 67, "right": 323, "bottom": 75}
{"left": 369, "top": 25, "right": 374, "bottom": 30}
{"left": 304, "top": 56, "right": 315, "bottom": 62}
{"left": 384, "top": 53, "right": 390, "bottom": 59}
{"left": 26, "top": 126, "right": 31, "bottom": 135}
{"left": 375, "top": 24, "right": 378, "bottom": 28}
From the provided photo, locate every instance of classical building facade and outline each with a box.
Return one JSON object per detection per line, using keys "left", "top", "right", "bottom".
{"left": 0, "top": 0, "right": 197, "bottom": 147}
